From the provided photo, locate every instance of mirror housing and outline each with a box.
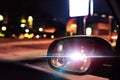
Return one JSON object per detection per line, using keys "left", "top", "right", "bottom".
{"left": 47, "top": 36, "right": 114, "bottom": 77}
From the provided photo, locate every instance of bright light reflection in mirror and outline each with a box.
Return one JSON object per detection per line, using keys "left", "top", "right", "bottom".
{"left": 69, "top": 52, "right": 87, "bottom": 61}
{"left": 57, "top": 44, "right": 63, "bottom": 52}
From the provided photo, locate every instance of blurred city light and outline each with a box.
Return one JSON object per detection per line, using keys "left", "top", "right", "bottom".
{"left": 19, "top": 34, "right": 24, "bottom": 39}
{"left": 1, "top": 26, "right": 7, "bottom": 31}
{"left": 43, "top": 34, "right": 47, "bottom": 38}
{"left": 69, "top": 0, "right": 89, "bottom": 17}
{"left": 90, "top": 0, "right": 94, "bottom": 16}
{"left": 111, "top": 30, "right": 118, "bottom": 47}
{"left": 70, "top": 32, "right": 73, "bottom": 36}
{"left": 51, "top": 35, "right": 55, "bottom": 39}
{"left": 44, "top": 27, "right": 56, "bottom": 33}
{"left": 12, "top": 34, "right": 17, "bottom": 38}
{"left": 35, "top": 35, "right": 40, "bottom": 39}
{"left": 0, "top": 15, "right": 4, "bottom": 21}
{"left": 111, "top": 35, "right": 118, "bottom": 40}
{"left": 117, "top": 25, "right": 119, "bottom": 28}
{"left": 71, "top": 24, "right": 77, "bottom": 28}
{"left": 93, "top": 13, "right": 98, "bottom": 16}
{"left": 23, "top": 33, "right": 34, "bottom": 39}
{"left": 111, "top": 30, "right": 118, "bottom": 40}
{"left": 66, "top": 18, "right": 77, "bottom": 35}
{"left": 108, "top": 15, "right": 113, "bottom": 19}
{"left": 67, "top": 23, "right": 77, "bottom": 34}
{"left": 20, "top": 24, "right": 26, "bottom": 28}
{"left": 0, "top": 32, "right": 5, "bottom": 37}
{"left": 28, "top": 33, "right": 34, "bottom": 39}
{"left": 21, "top": 18, "right": 26, "bottom": 23}
{"left": 28, "top": 16, "right": 33, "bottom": 28}
{"left": 25, "top": 29, "right": 29, "bottom": 33}
{"left": 57, "top": 44, "right": 63, "bottom": 52}
{"left": 101, "top": 14, "right": 106, "bottom": 18}
{"left": 86, "top": 27, "right": 92, "bottom": 36}
{"left": 24, "top": 33, "right": 29, "bottom": 38}
{"left": 39, "top": 27, "right": 43, "bottom": 32}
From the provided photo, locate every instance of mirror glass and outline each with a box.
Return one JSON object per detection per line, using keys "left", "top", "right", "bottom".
{"left": 47, "top": 36, "right": 114, "bottom": 73}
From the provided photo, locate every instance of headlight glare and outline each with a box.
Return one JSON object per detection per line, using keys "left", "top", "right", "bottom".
{"left": 69, "top": 52, "right": 87, "bottom": 61}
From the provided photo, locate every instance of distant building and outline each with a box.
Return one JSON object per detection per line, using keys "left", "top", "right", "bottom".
{"left": 66, "top": 16, "right": 112, "bottom": 41}
{"left": 90, "top": 23, "right": 111, "bottom": 41}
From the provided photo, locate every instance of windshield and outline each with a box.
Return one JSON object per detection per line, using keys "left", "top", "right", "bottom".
{"left": 0, "top": 0, "right": 119, "bottom": 80}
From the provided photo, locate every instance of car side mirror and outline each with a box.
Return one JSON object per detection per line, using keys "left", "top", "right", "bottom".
{"left": 47, "top": 36, "right": 114, "bottom": 78}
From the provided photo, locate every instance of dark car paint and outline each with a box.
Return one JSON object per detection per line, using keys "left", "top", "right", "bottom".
{"left": 0, "top": 60, "right": 68, "bottom": 80}
{"left": 107, "top": 0, "right": 120, "bottom": 80}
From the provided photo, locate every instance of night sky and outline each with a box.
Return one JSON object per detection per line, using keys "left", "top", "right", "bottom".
{"left": 0, "top": 0, "right": 112, "bottom": 24}
{"left": 38, "top": 0, "right": 112, "bottom": 23}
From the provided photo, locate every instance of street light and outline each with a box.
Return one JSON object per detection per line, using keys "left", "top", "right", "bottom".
{"left": 39, "top": 27, "right": 43, "bottom": 32}
{"left": 21, "top": 18, "right": 26, "bottom": 23}
{"left": 109, "top": 15, "right": 113, "bottom": 19}
{"left": 28, "top": 16, "right": 33, "bottom": 28}
{"left": 20, "top": 24, "right": 26, "bottom": 28}
{"left": 43, "top": 34, "right": 47, "bottom": 38}
{"left": 101, "top": 14, "right": 106, "bottom": 18}
{"left": 35, "top": 35, "right": 40, "bottom": 39}
{"left": 51, "top": 35, "right": 55, "bottom": 39}
{"left": 0, "top": 15, "right": 4, "bottom": 21}
{"left": 1, "top": 26, "right": 7, "bottom": 31}
{"left": 25, "top": 29, "right": 29, "bottom": 33}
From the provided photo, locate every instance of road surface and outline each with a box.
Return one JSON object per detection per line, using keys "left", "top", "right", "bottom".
{"left": 0, "top": 38, "right": 54, "bottom": 60}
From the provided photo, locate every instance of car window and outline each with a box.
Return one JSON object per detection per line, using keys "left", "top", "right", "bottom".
{"left": 0, "top": 0, "right": 119, "bottom": 80}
